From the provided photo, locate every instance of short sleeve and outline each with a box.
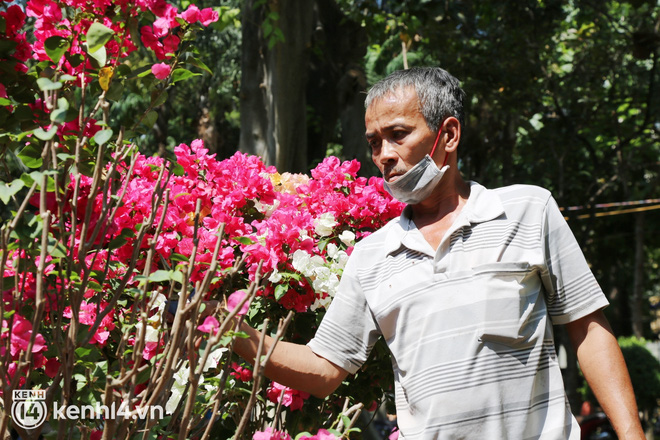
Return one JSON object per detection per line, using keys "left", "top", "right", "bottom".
{"left": 540, "top": 195, "right": 609, "bottom": 325}
{"left": 307, "top": 252, "right": 382, "bottom": 375}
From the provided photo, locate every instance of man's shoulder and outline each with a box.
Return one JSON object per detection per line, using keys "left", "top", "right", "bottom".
{"left": 350, "top": 215, "right": 403, "bottom": 258}
{"left": 490, "top": 183, "right": 552, "bottom": 206}
{"left": 356, "top": 215, "right": 402, "bottom": 246}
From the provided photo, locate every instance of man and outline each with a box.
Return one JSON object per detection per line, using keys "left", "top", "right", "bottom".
{"left": 234, "top": 67, "right": 644, "bottom": 439}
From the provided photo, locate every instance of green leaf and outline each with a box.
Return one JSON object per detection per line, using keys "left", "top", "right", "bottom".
{"left": 105, "top": 81, "right": 124, "bottom": 101}
{"left": 142, "top": 110, "right": 158, "bottom": 129}
{"left": 170, "top": 253, "right": 188, "bottom": 262}
{"left": 317, "top": 238, "right": 330, "bottom": 252}
{"left": 49, "top": 97, "right": 70, "bottom": 124}
{"left": 148, "top": 270, "right": 172, "bottom": 283}
{"left": 13, "top": 105, "right": 34, "bottom": 121}
{"left": 107, "top": 235, "right": 128, "bottom": 250}
{"left": 93, "top": 128, "right": 113, "bottom": 146}
{"left": 75, "top": 346, "right": 100, "bottom": 361}
{"left": 20, "top": 170, "right": 49, "bottom": 187}
{"left": 233, "top": 236, "right": 254, "bottom": 245}
{"left": 151, "top": 90, "right": 168, "bottom": 107}
{"left": 171, "top": 68, "right": 201, "bottom": 84}
{"left": 136, "top": 67, "right": 153, "bottom": 78}
{"left": 0, "top": 179, "right": 25, "bottom": 204}
{"left": 87, "top": 281, "right": 102, "bottom": 292}
{"left": 86, "top": 22, "right": 114, "bottom": 53}
{"left": 274, "top": 284, "right": 288, "bottom": 301}
{"left": 44, "top": 36, "right": 70, "bottom": 64}
{"left": 47, "top": 236, "right": 68, "bottom": 258}
{"left": 87, "top": 45, "right": 107, "bottom": 68}
{"left": 170, "top": 270, "right": 184, "bottom": 284}
{"left": 18, "top": 143, "right": 44, "bottom": 168}
{"left": 115, "top": 63, "right": 132, "bottom": 77}
{"left": 170, "top": 162, "right": 184, "bottom": 177}
{"left": 33, "top": 126, "right": 58, "bottom": 142}
{"left": 0, "top": 277, "right": 16, "bottom": 291}
{"left": 136, "top": 364, "right": 152, "bottom": 383}
{"left": 67, "top": 53, "right": 84, "bottom": 68}
{"left": 36, "top": 77, "right": 62, "bottom": 91}
{"left": 186, "top": 56, "right": 213, "bottom": 75}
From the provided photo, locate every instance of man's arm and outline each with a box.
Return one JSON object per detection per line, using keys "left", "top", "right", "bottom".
{"left": 233, "top": 322, "right": 349, "bottom": 399}
{"left": 565, "top": 310, "right": 645, "bottom": 439}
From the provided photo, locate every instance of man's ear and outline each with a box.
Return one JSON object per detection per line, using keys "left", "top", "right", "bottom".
{"left": 443, "top": 117, "right": 461, "bottom": 153}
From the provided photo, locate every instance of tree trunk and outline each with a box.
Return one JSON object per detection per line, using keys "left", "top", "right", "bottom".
{"left": 631, "top": 212, "right": 645, "bottom": 338}
{"left": 239, "top": 0, "right": 273, "bottom": 165}
{"left": 307, "top": 0, "right": 371, "bottom": 173}
{"left": 239, "top": 0, "right": 314, "bottom": 173}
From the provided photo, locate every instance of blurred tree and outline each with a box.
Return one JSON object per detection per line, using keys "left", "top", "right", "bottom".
{"left": 238, "top": 0, "right": 369, "bottom": 173}
{"left": 138, "top": 0, "right": 659, "bottom": 345}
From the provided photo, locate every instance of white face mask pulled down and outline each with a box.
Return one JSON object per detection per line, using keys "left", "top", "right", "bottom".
{"left": 383, "top": 125, "right": 449, "bottom": 205}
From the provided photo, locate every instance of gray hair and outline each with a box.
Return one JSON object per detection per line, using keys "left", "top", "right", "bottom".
{"left": 365, "top": 67, "right": 466, "bottom": 130}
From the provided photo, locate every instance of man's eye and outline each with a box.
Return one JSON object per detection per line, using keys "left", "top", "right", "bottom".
{"left": 392, "top": 130, "right": 407, "bottom": 140}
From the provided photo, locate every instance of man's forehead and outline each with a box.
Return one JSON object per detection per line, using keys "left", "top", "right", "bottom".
{"left": 366, "top": 86, "right": 423, "bottom": 125}
{"left": 369, "top": 85, "right": 419, "bottom": 107}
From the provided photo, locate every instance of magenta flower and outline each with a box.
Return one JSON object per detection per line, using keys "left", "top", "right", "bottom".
{"left": 198, "top": 316, "right": 220, "bottom": 334}
{"left": 2, "top": 314, "right": 47, "bottom": 358}
{"left": 266, "top": 382, "right": 310, "bottom": 411}
{"left": 298, "top": 430, "right": 340, "bottom": 440}
{"left": 200, "top": 8, "right": 219, "bottom": 26}
{"left": 181, "top": 5, "right": 201, "bottom": 23}
{"left": 152, "top": 63, "right": 171, "bottom": 80}
{"left": 227, "top": 290, "right": 250, "bottom": 316}
{"left": 253, "top": 427, "right": 291, "bottom": 440}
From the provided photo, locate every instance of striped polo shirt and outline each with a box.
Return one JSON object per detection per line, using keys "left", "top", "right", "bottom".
{"left": 308, "top": 182, "right": 609, "bottom": 439}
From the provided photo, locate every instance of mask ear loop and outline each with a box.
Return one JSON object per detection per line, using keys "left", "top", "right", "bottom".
{"left": 429, "top": 120, "right": 449, "bottom": 167}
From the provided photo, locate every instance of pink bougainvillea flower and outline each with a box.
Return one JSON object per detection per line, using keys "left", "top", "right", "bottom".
{"left": 197, "top": 315, "right": 220, "bottom": 334}
{"left": 152, "top": 62, "right": 171, "bottom": 80}
{"left": 200, "top": 8, "right": 219, "bottom": 26}
{"left": 227, "top": 290, "right": 249, "bottom": 316}
{"left": 1, "top": 5, "right": 26, "bottom": 36}
{"left": 181, "top": 5, "right": 201, "bottom": 23}
{"left": 62, "top": 300, "right": 115, "bottom": 345}
{"left": 266, "top": 382, "right": 310, "bottom": 411}
{"left": 230, "top": 362, "right": 253, "bottom": 382}
{"left": 44, "top": 357, "right": 61, "bottom": 378}
{"left": 253, "top": 427, "right": 291, "bottom": 440}
{"left": 298, "top": 430, "right": 340, "bottom": 440}
{"left": 152, "top": 16, "right": 170, "bottom": 38}
{"left": 143, "top": 341, "right": 159, "bottom": 361}
{"left": 3, "top": 314, "right": 47, "bottom": 357}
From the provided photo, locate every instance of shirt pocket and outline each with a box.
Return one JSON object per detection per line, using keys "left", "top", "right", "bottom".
{"left": 470, "top": 262, "right": 542, "bottom": 347}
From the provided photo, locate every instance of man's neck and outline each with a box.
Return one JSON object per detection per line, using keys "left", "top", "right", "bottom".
{"left": 410, "top": 175, "right": 471, "bottom": 225}
{"left": 407, "top": 175, "right": 470, "bottom": 252}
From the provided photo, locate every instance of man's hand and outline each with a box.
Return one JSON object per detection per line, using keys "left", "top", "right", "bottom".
{"left": 565, "top": 310, "right": 645, "bottom": 439}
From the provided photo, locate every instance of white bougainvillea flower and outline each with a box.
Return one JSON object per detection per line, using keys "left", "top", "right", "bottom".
{"left": 314, "top": 212, "right": 337, "bottom": 237}
{"left": 338, "top": 230, "right": 356, "bottom": 246}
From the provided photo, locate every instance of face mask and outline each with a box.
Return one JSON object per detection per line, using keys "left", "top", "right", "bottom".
{"left": 383, "top": 124, "right": 450, "bottom": 204}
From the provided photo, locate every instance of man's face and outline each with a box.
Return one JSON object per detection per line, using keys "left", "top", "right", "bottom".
{"left": 365, "top": 87, "right": 437, "bottom": 183}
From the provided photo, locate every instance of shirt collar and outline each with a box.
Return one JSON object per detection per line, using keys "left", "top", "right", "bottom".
{"left": 382, "top": 181, "right": 505, "bottom": 256}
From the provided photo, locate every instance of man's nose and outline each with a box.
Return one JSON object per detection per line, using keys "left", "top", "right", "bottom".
{"left": 378, "top": 141, "right": 398, "bottom": 164}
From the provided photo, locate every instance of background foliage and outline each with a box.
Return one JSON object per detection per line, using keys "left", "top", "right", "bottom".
{"left": 1, "top": 0, "right": 659, "bottom": 438}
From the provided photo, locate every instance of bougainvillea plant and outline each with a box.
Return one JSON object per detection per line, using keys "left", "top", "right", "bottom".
{"left": 0, "top": 0, "right": 403, "bottom": 438}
